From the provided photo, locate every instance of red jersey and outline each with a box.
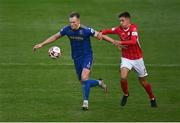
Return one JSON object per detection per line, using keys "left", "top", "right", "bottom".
{"left": 102, "top": 24, "right": 143, "bottom": 60}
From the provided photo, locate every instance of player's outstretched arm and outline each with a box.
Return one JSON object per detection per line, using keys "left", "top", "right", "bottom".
{"left": 95, "top": 31, "right": 115, "bottom": 44}
{"left": 33, "top": 32, "right": 61, "bottom": 51}
{"left": 102, "top": 35, "right": 116, "bottom": 44}
{"left": 96, "top": 32, "right": 126, "bottom": 50}
{"left": 103, "top": 36, "right": 125, "bottom": 50}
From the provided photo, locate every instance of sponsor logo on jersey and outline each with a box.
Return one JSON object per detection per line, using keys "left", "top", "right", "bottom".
{"left": 79, "top": 30, "right": 83, "bottom": 35}
{"left": 69, "top": 36, "right": 84, "bottom": 40}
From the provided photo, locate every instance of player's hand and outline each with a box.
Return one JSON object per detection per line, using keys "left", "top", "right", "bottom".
{"left": 112, "top": 40, "right": 119, "bottom": 45}
{"left": 33, "top": 43, "right": 43, "bottom": 51}
{"left": 113, "top": 40, "right": 127, "bottom": 50}
{"left": 97, "top": 32, "right": 103, "bottom": 40}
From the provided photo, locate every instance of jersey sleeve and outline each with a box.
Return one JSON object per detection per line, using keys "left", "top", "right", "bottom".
{"left": 87, "top": 27, "right": 96, "bottom": 37}
{"left": 131, "top": 25, "right": 138, "bottom": 38}
{"left": 101, "top": 27, "right": 118, "bottom": 35}
{"left": 59, "top": 26, "right": 67, "bottom": 36}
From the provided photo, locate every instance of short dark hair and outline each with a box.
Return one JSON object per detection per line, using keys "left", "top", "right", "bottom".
{"left": 118, "top": 12, "right": 131, "bottom": 18}
{"left": 69, "top": 12, "right": 80, "bottom": 18}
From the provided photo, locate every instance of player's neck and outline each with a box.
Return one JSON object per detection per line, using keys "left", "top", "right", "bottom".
{"left": 123, "top": 23, "right": 131, "bottom": 31}
{"left": 75, "top": 24, "right": 81, "bottom": 30}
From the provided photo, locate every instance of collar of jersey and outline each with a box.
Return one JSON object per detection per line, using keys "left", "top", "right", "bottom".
{"left": 122, "top": 24, "right": 131, "bottom": 32}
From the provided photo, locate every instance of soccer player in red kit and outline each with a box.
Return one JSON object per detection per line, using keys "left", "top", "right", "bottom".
{"left": 100, "top": 12, "right": 157, "bottom": 107}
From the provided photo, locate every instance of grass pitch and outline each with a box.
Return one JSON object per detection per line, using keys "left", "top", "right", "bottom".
{"left": 0, "top": 0, "right": 180, "bottom": 121}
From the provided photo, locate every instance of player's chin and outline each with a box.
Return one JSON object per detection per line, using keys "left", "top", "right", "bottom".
{"left": 121, "top": 25, "right": 125, "bottom": 28}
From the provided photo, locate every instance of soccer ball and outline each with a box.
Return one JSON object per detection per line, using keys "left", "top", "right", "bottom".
{"left": 48, "top": 46, "right": 61, "bottom": 59}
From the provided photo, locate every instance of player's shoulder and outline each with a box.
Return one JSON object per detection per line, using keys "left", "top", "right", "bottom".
{"left": 62, "top": 25, "right": 70, "bottom": 29}
{"left": 60, "top": 25, "right": 71, "bottom": 35}
{"left": 80, "top": 25, "right": 88, "bottom": 29}
{"left": 112, "top": 26, "right": 120, "bottom": 30}
{"left": 80, "top": 25, "right": 94, "bottom": 31}
{"left": 61, "top": 25, "right": 70, "bottom": 31}
{"left": 130, "top": 24, "right": 138, "bottom": 29}
{"left": 80, "top": 24, "right": 96, "bottom": 34}
{"left": 130, "top": 24, "right": 138, "bottom": 31}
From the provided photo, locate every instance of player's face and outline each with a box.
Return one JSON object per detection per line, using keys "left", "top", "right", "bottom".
{"left": 119, "top": 17, "right": 130, "bottom": 29}
{"left": 69, "top": 16, "right": 80, "bottom": 30}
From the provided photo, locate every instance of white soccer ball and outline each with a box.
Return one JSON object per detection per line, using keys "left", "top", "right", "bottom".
{"left": 48, "top": 46, "right": 61, "bottom": 59}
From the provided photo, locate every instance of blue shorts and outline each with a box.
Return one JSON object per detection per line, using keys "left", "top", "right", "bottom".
{"left": 73, "top": 56, "right": 93, "bottom": 81}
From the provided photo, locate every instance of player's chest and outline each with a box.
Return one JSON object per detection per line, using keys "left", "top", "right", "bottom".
{"left": 118, "top": 30, "right": 131, "bottom": 40}
{"left": 67, "top": 30, "right": 87, "bottom": 41}
{"left": 67, "top": 29, "right": 87, "bottom": 37}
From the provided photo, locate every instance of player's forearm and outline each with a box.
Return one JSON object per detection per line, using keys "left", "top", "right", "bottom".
{"left": 33, "top": 33, "right": 61, "bottom": 51}
{"left": 41, "top": 37, "right": 56, "bottom": 46}
{"left": 41, "top": 33, "right": 60, "bottom": 47}
{"left": 102, "top": 35, "right": 115, "bottom": 44}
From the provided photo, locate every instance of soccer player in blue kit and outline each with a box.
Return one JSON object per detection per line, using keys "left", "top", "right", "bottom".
{"left": 33, "top": 12, "right": 116, "bottom": 110}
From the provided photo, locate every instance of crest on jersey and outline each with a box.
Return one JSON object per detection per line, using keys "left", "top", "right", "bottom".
{"left": 79, "top": 30, "right": 83, "bottom": 35}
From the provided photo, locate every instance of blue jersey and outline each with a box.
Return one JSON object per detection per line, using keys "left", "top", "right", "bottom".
{"left": 60, "top": 25, "right": 96, "bottom": 59}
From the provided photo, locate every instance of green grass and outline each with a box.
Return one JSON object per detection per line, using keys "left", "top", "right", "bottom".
{"left": 0, "top": 0, "right": 180, "bottom": 121}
